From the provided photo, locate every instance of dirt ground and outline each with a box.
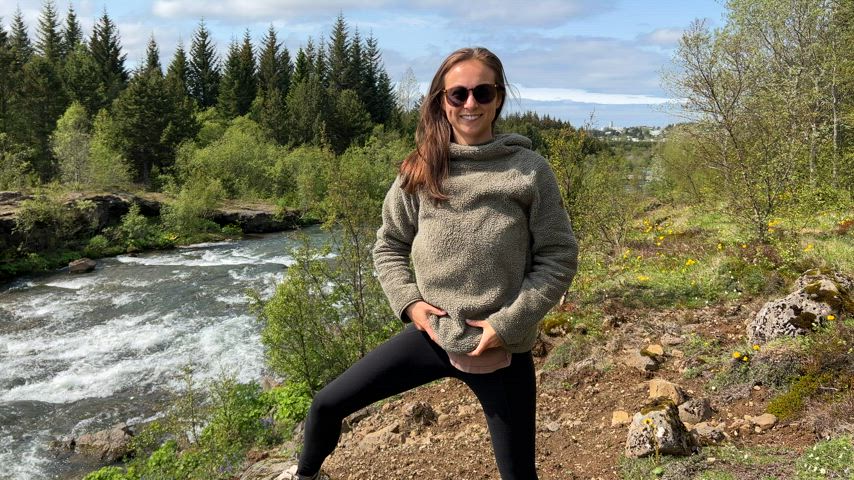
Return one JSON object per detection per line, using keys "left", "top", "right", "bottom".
{"left": 295, "top": 299, "right": 820, "bottom": 480}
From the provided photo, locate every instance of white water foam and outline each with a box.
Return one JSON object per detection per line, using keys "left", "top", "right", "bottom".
{"left": 44, "top": 276, "right": 101, "bottom": 290}
{"left": 0, "top": 432, "right": 50, "bottom": 480}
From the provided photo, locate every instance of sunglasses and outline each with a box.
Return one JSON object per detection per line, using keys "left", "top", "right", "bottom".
{"left": 443, "top": 83, "right": 504, "bottom": 107}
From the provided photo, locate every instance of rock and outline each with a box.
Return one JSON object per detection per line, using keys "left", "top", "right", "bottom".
{"left": 748, "top": 271, "right": 852, "bottom": 344}
{"left": 75, "top": 423, "right": 134, "bottom": 463}
{"left": 239, "top": 454, "right": 293, "bottom": 480}
{"left": 358, "top": 421, "right": 403, "bottom": 451}
{"left": 692, "top": 422, "right": 726, "bottom": 446}
{"left": 623, "top": 349, "right": 659, "bottom": 373}
{"left": 660, "top": 333, "right": 684, "bottom": 346}
{"left": 612, "top": 410, "right": 632, "bottom": 427}
{"left": 260, "top": 376, "right": 282, "bottom": 391}
{"left": 625, "top": 399, "right": 692, "bottom": 458}
{"left": 644, "top": 344, "right": 665, "bottom": 356}
{"left": 403, "top": 401, "right": 437, "bottom": 426}
{"left": 68, "top": 258, "right": 96, "bottom": 274}
{"left": 648, "top": 379, "right": 686, "bottom": 405}
{"left": 747, "top": 413, "right": 778, "bottom": 432}
{"left": 678, "top": 398, "right": 713, "bottom": 424}
{"left": 545, "top": 421, "right": 561, "bottom": 432}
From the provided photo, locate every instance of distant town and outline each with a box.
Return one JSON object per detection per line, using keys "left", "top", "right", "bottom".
{"left": 588, "top": 123, "right": 667, "bottom": 143}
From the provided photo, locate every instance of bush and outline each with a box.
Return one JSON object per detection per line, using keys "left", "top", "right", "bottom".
{"left": 263, "top": 381, "right": 313, "bottom": 435}
{"left": 160, "top": 178, "right": 225, "bottom": 237}
{"left": 84, "top": 235, "right": 111, "bottom": 257}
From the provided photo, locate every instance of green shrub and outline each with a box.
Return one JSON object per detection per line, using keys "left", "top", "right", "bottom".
{"left": 82, "top": 466, "right": 128, "bottom": 480}
{"left": 160, "top": 178, "right": 225, "bottom": 237}
{"left": 767, "top": 372, "right": 834, "bottom": 420}
{"left": 84, "top": 235, "right": 111, "bottom": 257}
{"left": 221, "top": 224, "right": 242, "bottom": 237}
{"left": 262, "top": 381, "right": 313, "bottom": 435}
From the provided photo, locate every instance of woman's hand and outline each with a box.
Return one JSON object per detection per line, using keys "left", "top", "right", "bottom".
{"left": 405, "top": 301, "right": 446, "bottom": 343}
{"left": 466, "top": 319, "right": 505, "bottom": 356}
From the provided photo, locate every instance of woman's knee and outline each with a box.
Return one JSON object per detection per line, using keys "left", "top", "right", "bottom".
{"left": 308, "top": 385, "right": 346, "bottom": 421}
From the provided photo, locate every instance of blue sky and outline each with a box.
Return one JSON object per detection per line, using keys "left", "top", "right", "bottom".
{"left": 1, "top": 0, "right": 728, "bottom": 127}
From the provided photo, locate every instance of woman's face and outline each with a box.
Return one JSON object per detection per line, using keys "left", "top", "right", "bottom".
{"left": 442, "top": 59, "right": 501, "bottom": 145}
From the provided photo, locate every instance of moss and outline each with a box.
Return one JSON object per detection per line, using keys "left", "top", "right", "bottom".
{"left": 802, "top": 281, "right": 843, "bottom": 310}
{"left": 640, "top": 397, "right": 677, "bottom": 415}
{"left": 767, "top": 372, "right": 834, "bottom": 420}
{"left": 789, "top": 309, "right": 819, "bottom": 330}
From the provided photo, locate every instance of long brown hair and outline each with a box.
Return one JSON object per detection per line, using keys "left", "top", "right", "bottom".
{"left": 399, "top": 47, "right": 508, "bottom": 201}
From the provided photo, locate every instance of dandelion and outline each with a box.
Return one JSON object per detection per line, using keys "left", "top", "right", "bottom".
{"left": 741, "top": 244, "right": 748, "bottom": 249}
{"left": 658, "top": 235, "right": 664, "bottom": 241}
{"left": 637, "top": 275, "right": 650, "bottom": 282}
{"left": 685, "top": 258, "right": 696, "bottom": 267}
{"left": 643, "top": 418, "right": 654, "bottom": 426}
{"left": 742, "top": 355, "right": 749, "bottom": 362}
{"left": 636, "top": 255, "right": 642, "bottom": 261}
{"left": 827, "top": 314, "right": 836, "bottom": 321}
{"left": 655, "top": 242, "right": 662, "bottom": 246}
{"left": 717, "top": 243, "right": 723, "bottom": 251}
{"left": 732, "top": 351, "right": 742, "bottom": 359}
{"left": 752, "top": 344, "right": 760, "bottom": 351}
{"left": 803, "top": 243, "right": 814, "bottom": 252}
{"left": 667, "top": 229, "right": 673, "bottom": 235}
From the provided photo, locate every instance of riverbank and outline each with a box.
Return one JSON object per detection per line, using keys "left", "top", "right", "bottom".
{"left": 0, "top": 190, "right": 309, "bottom": 284}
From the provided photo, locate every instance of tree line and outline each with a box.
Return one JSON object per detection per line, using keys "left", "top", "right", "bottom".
{"left": 0, "top": 4, "right": 397, "bottom": 189}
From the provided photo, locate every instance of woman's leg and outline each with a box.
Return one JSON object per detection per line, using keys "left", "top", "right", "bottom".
{"left": 298, "top": 324, "right": 454, "bottom": 476}
{"left": 461, "top": 352, "right": 538, "bottom": 480}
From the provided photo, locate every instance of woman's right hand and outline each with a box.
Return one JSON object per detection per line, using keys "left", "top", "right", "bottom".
{"left": 405, "top": 301, "right": 446, "bottom": 344}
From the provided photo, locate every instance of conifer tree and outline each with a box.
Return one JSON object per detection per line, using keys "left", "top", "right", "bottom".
{"left": 166, "top": 39, "right": 189, "bottom": 96}
{"left": 218, "top": 31, "right": 256, "bottom": 118}
{"left": 19, "top": 55, "right": 68, "bottom": 179}
{"left": 61, "top": 4, "right": 83, "bottom": 59}
{"left": 143, "top": 35, "right": 161, "bottom": 76}
{"left": 63, "top": 44, "right": 102, "bottom": 114}
{"left": 292, "top": 44, "right": 312, "bottom": 85}
{"left": 89, "top": 9, "right": 128, "bottom": 110}
{"left": 327, "top": 13, "right": 350, "bottom": 91}
{"left": 35, "top": 0, "right": 62, "bottom": 64}
{"left": 188, "top": 19, "right": 220, "bottom": 109}
{"left": 348, "top": 29, "right": 366, "bottom": 99}
{"left": 0, "top": 19, "right": 14, "bottom": 134}
{"left": 362, "top": 34, "right": 394, "bottom": 124}
{"left": 256, "top": 26, "right": 290, "bottom": 144}
{"left": 9, "top": 8, "right": 33, "bottom": 68}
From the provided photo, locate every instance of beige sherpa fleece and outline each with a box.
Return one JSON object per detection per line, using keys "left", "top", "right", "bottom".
{"left": 373, "top": 133, "right": 578, "bottom": 354}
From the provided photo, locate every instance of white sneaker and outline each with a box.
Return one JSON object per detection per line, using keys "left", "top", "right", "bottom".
{"left": 276, "top": 464, "right": 328, "bottom": 480}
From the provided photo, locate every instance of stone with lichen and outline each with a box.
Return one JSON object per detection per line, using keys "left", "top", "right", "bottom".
{"left": 747, "top": 271, "right": 852, "bottom": 345}
{"left": 625, "top": 398, "right": 692, "bottom": 458}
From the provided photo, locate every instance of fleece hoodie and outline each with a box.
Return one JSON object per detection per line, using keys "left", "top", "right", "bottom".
{"left": 373, "top": 133, "right": 578, "bottom": 354}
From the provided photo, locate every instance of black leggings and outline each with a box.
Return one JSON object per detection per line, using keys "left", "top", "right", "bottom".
{"left": 298, "top": 324, "right": 538, "bottom": 480}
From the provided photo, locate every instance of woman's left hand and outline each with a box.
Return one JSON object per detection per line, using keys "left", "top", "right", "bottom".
{"left": 466, "top": 319, "right": 505, "bottom": 356}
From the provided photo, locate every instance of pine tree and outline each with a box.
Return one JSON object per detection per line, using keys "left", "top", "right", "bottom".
{"left": 327, "top": 13, "right": 350, "bottom": 91}
{"left": 218, "top": 31, "right": 256, "bottom": 118}
{"left": 143, "top": 35, "right": 161, "bottom": 76}
{"left": 19, "top": 55, "right": 69, "bottom": 179}
{"left": 35, "top": 0, "right": 62, "bottom": 64}
{"left": 292, "top": 44, "right": 312, "bottom": 85}
{"left": 166, "top": 39, "right": 189, "bottom": 96}
{"left": 188, "top": 20, "right": 220, "bottom": 109}
{"left": 256, "top": 26, "right": 290, "bottom": 144}
{"left": 89, "top": 9, "right": 128, "bottom": 110}
{"left": 63, "top": 44, "right": 102, "bottom": 114}
{"left": 348, "top": 29, "right": 366, "bottom": 100}
{"left": 61, "top": 4, "right": 83, "bottom": 59}
{"left": 0, "top": 19, "right": 15, "bottom": 134}
{"left": 362, "top": 34, "right": 394, "bottom": 124}
{"left": 9, "top": 8, "right": 33, "bottom": 68}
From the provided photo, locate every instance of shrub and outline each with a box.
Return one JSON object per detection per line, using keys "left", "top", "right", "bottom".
{"left": 160, "top": 178, "right": 225, "bottom": 237}
{"left": 262, "top": 381, "right": 313, "bottom": 435}
{"left": 84, "top": 235, "right": 111, "bottom": 257}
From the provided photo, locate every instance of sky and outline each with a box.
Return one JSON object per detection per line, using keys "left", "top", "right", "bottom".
{"left": 0, "top": 0, "right": 728, "bottom": 127}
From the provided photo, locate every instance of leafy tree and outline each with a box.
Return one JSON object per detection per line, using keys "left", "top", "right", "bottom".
{"left": 218, "top": 31, "right": 256, "bottom": 118}
{"left": 35, "top": 0, "right": 62, "bottom": 64}
{"left": 188, "top": 20, "right": 220, "bottom": 108}
{"left": 61, "top": 4, "right": 84, "bottom": 59}
{"left": 0, "top": 133, "right": 37, "bottom": 190}
{"left": 88, "top": 109, "right": 130, "bottom": 188}
{"left": 395, "top": 66, "right": 420, "bottom": 114}
{"left": 89, "top": 9, "right": 128, "bottom": 110}
{"left": 51, "top": 101, "right": 91, "bottom": 184}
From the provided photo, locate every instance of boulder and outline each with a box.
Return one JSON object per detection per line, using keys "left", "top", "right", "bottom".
{"left": 625, "top": 399, "right": 692, "bottom": 458}
{"left": 68, "top": 258, "right": 96, "bottom": 274}
{"left": 648, "top": 379, "right": 686, "bottom": 405}
{"left": 402, "top": 401, "right": 437, "bottom": 426}
{"left": 358, "top": 421, "right": 404, "bottom": 452}
{"left": 747, "top": 413, "right": 778, "bottom": 432}
{"left": 678, "top": 398, "right": 713, "bottom": 424}
{"left": 691, "top": 422, "right": 726, "bottom": 446}
{"left": 612, "top": 410, "right": 632, "bottom": 427}
{"left": 75, "top": 423, "right": 134, "bottom": 463}
{"left": 748, "top": 271, "right": 852, "bottom": 345}
{"left": 623, "top": 349, "right": 660, "bottom": 373}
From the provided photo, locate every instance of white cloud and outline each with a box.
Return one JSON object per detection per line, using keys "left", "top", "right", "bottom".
{"left": 639, "top": 27, "right": 683, "bottom": 46}
{"left": 516, "top": 85, "right": 671, "bottom": 105}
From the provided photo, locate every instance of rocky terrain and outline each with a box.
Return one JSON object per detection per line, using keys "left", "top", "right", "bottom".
{"left": 228, "top": 270, "right": 851, "bottom": 480}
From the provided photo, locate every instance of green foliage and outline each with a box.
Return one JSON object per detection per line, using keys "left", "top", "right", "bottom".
{"left": 14, "top": 187, "right": 78, "bottom": 250}
{"left": 767, "top": 372, "right": 834, "bottom": 420}
{"left": 83, "top": 234, "right": 114, "bottom": 258}
{"left": 160, "top": 177, "right": 225, "bottom": 237}
{"left": 82, "top": 466, "right": 127, "bottom": 480}
{"left": 794, "top": 436, "right": 854, "bottom": 479}
{"left": 188, "top": 20, "right": 220, "bottom": 109}
{"left": 0, "top": 134, "right": 38, "bottom": 190}
{"left": 51, "top": 101, "right": 91, "bottom": 185}
{"left": 88, "top": 109, "right": 131, "bottom": 188}
{"left": 262, "top": 381, "right": 312, "bottom": 434}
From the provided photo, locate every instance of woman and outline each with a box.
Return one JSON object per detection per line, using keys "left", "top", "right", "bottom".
{"left": 283, "top": 47, "right": 577, "bottom": 480}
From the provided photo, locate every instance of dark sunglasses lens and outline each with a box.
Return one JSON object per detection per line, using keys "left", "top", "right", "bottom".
{"left": 447, "top": 87, "right": 469, "bottom": 106}
{"left": 472, "top": 84, "right": 497, "bottom": 104}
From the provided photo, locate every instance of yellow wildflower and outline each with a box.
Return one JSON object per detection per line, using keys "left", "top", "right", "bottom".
{"left": 658, "top": 235, "right": 664, "bottom": 241}
{"left": 803, "top": 243, "right": 814, "bottom": 252}
{"left": 637, "top": 275, "right": 650, "bottom": 282}
{"left": 717, "top": 243, "right": 723, "bottom": 251}
{"left": 685, "top": 259, "right": 696, "bottom": 267}
{"left": 827, "top": 314, "right": 836, "bottom": 321}
{"left": 732, "top": 351, "right": 742, "bottom": 359}
{"left": 741, "top": 244, "right": 748, "bottom": 249}
{"left": 752, "top": 344, "right": 760, "bottom": 351}
{"left": 655, "top": 242, "right": 662, "bottom": 246}
{"left": 742, "top": 355, "right": 749, "bottom": 362}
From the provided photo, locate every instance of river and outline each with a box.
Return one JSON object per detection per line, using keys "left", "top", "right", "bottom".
{"left": 0, "top": 227, "right": 327, "bottom": 479}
